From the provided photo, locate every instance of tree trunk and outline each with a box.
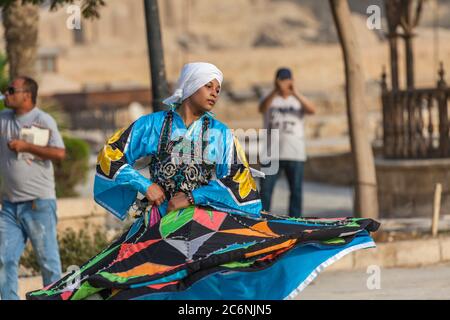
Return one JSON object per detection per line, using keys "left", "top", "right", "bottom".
{"left": 2, "top": 2, "right": 39, "bottom": 79}
{"left": 329, "top": 0, "right": 379, "bottom": 219}
{"left": 144, "top": 0, "right": 170, "bottom": 112}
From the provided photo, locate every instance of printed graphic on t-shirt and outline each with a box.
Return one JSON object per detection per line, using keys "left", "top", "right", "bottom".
{"left": 268, "top": 106, "right": 304, "bottom": 135}
{"left": 263, "top": 95, "right": 307, "bottom": 161}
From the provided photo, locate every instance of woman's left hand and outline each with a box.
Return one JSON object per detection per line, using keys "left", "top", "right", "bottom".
{"left": 167, "top": 192, "right": 191, "bottom": 212}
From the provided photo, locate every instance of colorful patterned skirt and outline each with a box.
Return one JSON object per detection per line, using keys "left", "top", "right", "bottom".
{"left": 26, "top": 206, "right": 379, "bottom": 300}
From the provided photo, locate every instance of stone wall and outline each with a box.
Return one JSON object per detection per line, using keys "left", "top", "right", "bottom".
{"left": 56, "top": 198, "right": 109, "bottom": 234}
{"left": 376, "top": 158, "right": 450, "bottom": 218}
{"left": 302, "top": 150, "right": 450, "bottom": 219}
{"left": 304, "top": 152, "right": 354, "bottom": 185}
{"left": 328, "top": 234, "right": 450, "bottom": 271}
{"left": 303, "top": 146, "right": 383, "bottom": 186}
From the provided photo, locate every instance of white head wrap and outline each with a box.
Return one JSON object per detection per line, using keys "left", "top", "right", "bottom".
{"left": 163, "top": 62, "right": 223, "bottom": 106}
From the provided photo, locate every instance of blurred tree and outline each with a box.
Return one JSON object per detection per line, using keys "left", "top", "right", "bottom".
{"left": 144, "top": 0, "right": 170, "bottom": 112}
{"left": 1, "top": 0, "right": 105, "bottom": 79}
{"left": 2, "top": 2, "right": 38, "bottom": 79}
{"left": 2, "top": 0, "right": 167, "bottom": 113}
{"left": 329, "top": 0, "right": 379, "bottom": 219}
{"left": 54, "top": 135, "right": 90, "bottom": 198}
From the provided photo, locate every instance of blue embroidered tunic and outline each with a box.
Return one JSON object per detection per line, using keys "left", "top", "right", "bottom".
{"left": 94, "top": 109, "right": 262, "bottom": 220}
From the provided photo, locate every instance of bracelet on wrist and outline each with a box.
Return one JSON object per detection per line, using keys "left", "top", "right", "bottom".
{"left": 186, "top": 192, "right": 195, "bottom": 205}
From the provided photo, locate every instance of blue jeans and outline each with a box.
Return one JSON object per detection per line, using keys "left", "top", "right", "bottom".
{"left": 260, "top": 160, "right": 304, "bottom": 218}
{"left": 0, "top": 199, "right": 62, "bottom": 300}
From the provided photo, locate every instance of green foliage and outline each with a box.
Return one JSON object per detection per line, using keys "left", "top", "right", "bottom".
{"left": 0, "top": 0, "right": 106, "bottom": 18}
{"left": 20, "top": 226, "right": 110, "bottom": 274}
{"left": 41, "top": 103, "right": 69, "bottom": 131}
{"left": 0, "top": 52, "right": 8, "bottom": 90}
{"left": 54, "top": 136, "right": 90, "bottom": 198}
{"left": 0, "top": 52, "right": 8, "bottom": 111}
{"left": 58, "top": 227, "right": 110, "bottom": 272}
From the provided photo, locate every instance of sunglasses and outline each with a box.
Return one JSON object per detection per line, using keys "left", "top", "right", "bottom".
{"left": 5, "top": 86, "right": 28, "bottom": 95}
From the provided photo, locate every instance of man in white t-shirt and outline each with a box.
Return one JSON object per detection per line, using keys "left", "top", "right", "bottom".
{"left": 258, "top": 68, "right": 316, "bottom": 217}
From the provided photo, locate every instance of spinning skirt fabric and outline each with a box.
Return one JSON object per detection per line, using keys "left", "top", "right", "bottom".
{"left": 27, "top": 206, "right": 379, "bottom": 300}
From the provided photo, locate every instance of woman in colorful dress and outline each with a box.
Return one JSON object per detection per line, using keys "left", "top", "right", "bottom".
{"left": 27, "top": 62, "right": 379, "bottom": 300}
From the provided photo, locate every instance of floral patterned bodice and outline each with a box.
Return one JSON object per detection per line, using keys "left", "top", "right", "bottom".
{"left": 148, "top": 111, "right": 215, "bottom": 198}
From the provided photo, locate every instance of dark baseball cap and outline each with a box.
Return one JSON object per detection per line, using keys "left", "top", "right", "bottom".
{"left": 275, "top": 68, "right": 292, "bottom": 80}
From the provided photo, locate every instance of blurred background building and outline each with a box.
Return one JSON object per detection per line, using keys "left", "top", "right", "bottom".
{"left": 1, "top": 0, "right": 449, "bottom": 217}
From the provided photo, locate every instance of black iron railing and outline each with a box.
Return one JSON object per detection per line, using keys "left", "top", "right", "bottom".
{"left": 381, "top": 65, "right": 449, "bottom": 159}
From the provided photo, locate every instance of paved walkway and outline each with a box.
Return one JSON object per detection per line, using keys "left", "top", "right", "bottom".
{"left": 263, "top": 177, "right": 354, "bottom": 218}
{"left": 297, "top": 262, "right": 450, "bottom": 300}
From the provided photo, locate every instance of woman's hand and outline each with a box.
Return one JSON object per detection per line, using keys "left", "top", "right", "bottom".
{"left": 167, "top": 192, "right": 191, "bottom": 213}
{"left": 145, "top": 183, "right": 166, "bottom": 206}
